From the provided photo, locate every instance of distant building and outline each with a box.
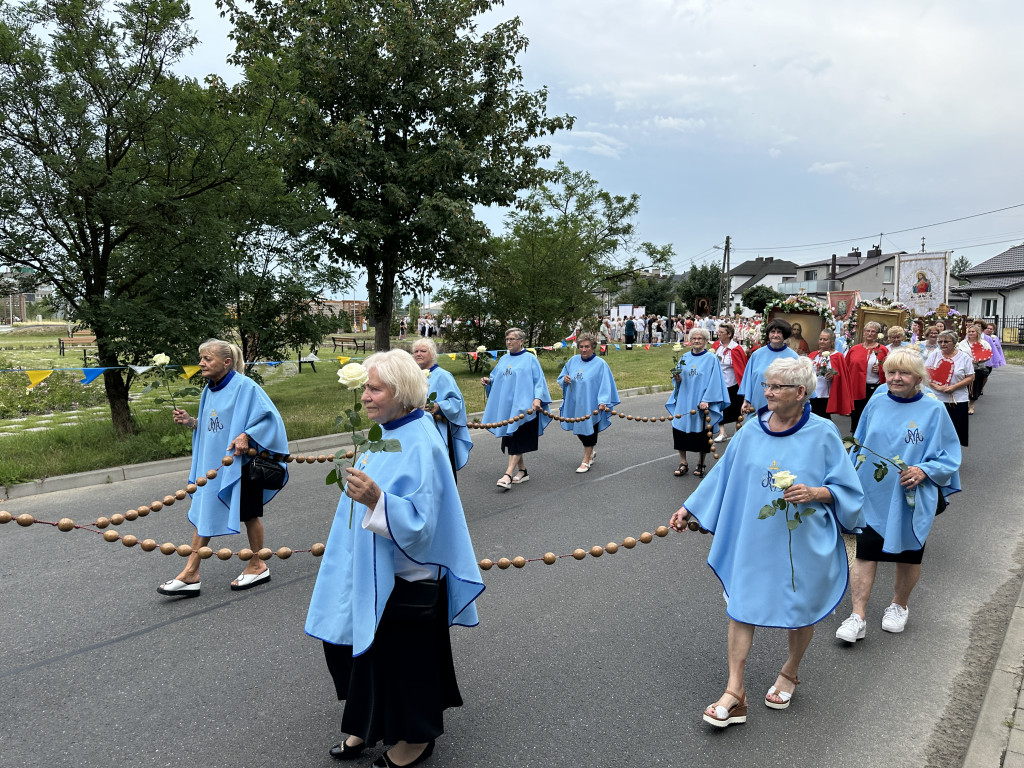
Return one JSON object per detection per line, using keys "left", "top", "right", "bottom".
{"left": 950, "top": 243, "right": 1024, "bottom": 321}
{"left": 320, "top": 299, "right": 370, "bottom": 329}
{"left": 728, "top": 256, "right": 798, "bottom": 312}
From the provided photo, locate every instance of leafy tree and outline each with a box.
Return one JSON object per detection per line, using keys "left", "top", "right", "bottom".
{"left": 438, "top": 162, "right": 673, "bottom": 344}
{"left": 616, "top": 275, "right": 676, "bottom": 316}
{"left": 741, "top": 284, "right": 787, "bottom": 314}
{"left": 219, "top": 0, "right": 574, "bottom": 352}
{"left": 950, "top": 255, "right": 973, "bottom": 284}
{"left": 676, "top": 264, "right": 723, "bottom": 315}
{"left": 0, "top": 0, "right": 275, "bottom": 436}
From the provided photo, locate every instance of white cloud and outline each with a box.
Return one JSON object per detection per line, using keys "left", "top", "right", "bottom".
{"left": 807, "top": 161, "right": 853, "bottom": 175}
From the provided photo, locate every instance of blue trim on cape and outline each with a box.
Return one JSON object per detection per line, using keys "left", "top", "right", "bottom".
{"left": 756, "top": 403, "right": 811, "bottom": 436}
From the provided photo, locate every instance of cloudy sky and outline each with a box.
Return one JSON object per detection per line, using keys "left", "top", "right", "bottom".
{"left": 179, "top": 0, "right": 1024, "bottom": 278}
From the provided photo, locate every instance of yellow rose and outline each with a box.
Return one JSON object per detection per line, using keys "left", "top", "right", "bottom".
{"left": 152, "top": 353, "right": 171, "bottom": 367}
{"left": 337, "top": 362, "right": 369, "bottom": 389}
{"left": 673, "top": 343, "right": 683, "bottom": 352}
{"left": 773, "top": 470, "right": 797, "bottom": 490}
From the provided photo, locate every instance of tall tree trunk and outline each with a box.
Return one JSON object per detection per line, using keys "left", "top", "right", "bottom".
{"left": 102, "top": 369, "right": 135, "bottom": 438}
{"left": 367, "top": 255, "right": 396, "bottom": 352}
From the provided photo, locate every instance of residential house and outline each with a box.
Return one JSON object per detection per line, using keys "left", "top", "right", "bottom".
{"left": 950, "top": 243, "right": 1024, "bottom": 328}
{"left": 728, "top": 256, "right": 798, "bottom": 313}
{"left": 776, "top": 247, "right": 905, "bottom": 302}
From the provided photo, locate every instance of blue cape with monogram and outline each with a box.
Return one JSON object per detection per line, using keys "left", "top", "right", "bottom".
{"left": 557, "top": 354, "right": 620, "bottom": 435}
{"left": 851, "top": 387, "right": 961, "bottom": 552}
{"left": 428, "top": 364, "right": 472, "bottom": 470}
{"left": 187, "top": 370, "right": 289, "bottom": 537}
{"left": 304, "top": 410, "right": 484, "bottom": 655}
{"left": 737, "top": 344, "right": 799, "bottom": 411}
{"left": 664, "top": 349, "right": 729, "bottom": 433}
{"left": 482, "top": 350, "right": 552, "bottom": 437}
{"left": 682, "top": 405, "right": 865, "bottom": 628}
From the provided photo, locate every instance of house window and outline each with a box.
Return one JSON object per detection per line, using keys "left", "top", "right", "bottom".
{"left": 982, "top": 298, "right": 997, "bottom": 317}
{"left": 803, "top": 270, "right": 817, "bottom": 281}
{"left": 882, "top": 265, "right": 894, "bottom": 284}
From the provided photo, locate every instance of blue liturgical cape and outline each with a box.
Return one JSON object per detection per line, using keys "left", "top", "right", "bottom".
{"left": 737, "top": 344, "right": 799, "bottom": 411}
{"left": 682, "top": 405, "right": 865, "bottom": 628}
{"left": 427, "top": 364, "right": 472, "bottom": 470}
{"left": 851, "top": 388, "right": 961, "bottom": 553}
{"left": 304, "top": 410, "right": 484, "bottom": 656}
{"left": 482, "top": 349, "right": 552, "bottom": 438}
{"left": 187, "top": 370, "right": 289, "bottom": 537}
{"left": 665, "top": 349, "right": 729, "bottom": 433}
{"left": 557, "top": 354, "right": 620, "bottom": 436}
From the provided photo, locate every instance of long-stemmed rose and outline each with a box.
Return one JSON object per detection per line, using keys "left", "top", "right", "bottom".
{"left": 843, "top": 435, "right": 915, "bottom": 508}
{"left": 142, "top": 353, "right": 200, "bottom": 414}
{"left": 326, "top": 362, "right": 402, "bottom": 527}
{"left": 757, "top": 469, "right": 815, "bottom": 591}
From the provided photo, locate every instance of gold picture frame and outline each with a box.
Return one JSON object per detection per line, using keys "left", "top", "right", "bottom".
{"left": 855, "top": 306, "right": 909, "bottom": 344}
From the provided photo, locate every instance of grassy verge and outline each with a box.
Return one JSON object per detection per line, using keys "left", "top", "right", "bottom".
{"left": 0, "top": 342, "right": 681, "bottom": 486}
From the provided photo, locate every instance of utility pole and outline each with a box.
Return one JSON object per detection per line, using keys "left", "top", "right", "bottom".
{"left": 717, "top": 235, "right": 731, "bottom": 314}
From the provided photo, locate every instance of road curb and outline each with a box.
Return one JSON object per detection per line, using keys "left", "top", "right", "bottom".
{"left": 964, "top": 574, "right": 1024, "bottom": 766}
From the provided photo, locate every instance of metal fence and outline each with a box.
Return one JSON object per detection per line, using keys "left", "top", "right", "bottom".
{"left": 983, "top": 316, "right": 1024, "bottom": 345}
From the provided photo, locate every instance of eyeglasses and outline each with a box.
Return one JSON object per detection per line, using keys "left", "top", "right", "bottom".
{"left": 938, "top": 340, "right": 954, "bottom": 344}
{"left": 760, "top": 382, "right": 800, "bottom": 393}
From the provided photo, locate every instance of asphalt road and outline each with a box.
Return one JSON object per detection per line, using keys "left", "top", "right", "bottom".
{"left": 2, "top": 367, "right": 1022, "bottom": 768}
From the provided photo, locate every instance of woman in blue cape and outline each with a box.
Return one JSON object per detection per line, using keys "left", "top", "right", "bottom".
{"left": 305, "top": 350, "right": 484, "bottom": 767}
{"left": 479, "top": 327, "right": 552, "bottom": 490}
{"left": 836, "top": 348, "right": 961, "bottom": 644}
{"left": 738, "top": 317, "right": 799, "bottom": 414}
{"left": 412, "top": 338, "right": 472, "bottom": 480}
{"left": 670, "top": 357, "right": 864, "bottom": 728}
{"left": 665, "top": 327, "right": 728, "bottom": 478}
{"left": 159, "top": 339, "right": 288, "bottom": 597}
{"left": 557, "top": 332, "right": 620, "bottom": 474}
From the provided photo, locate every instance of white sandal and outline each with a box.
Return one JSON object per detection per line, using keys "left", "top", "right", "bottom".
{"left": 575, "top": 462, "right": 591, "bottom": 474}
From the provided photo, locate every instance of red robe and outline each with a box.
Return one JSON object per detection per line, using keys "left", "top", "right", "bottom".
{"left": 809, "top": 350, "right": 854, "bottom": 415}
{"left": 711, "top": 340, "right": 748, "bottom": 385}
{"left": 845, "top": 343, "right": 888, "bottom": 401}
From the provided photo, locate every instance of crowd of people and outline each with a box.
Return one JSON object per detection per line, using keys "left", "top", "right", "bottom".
{"left": 156, "top": 309, "right": 999, "bottom": 756}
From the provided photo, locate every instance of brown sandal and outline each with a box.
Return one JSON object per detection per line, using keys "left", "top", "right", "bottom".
{"left": 765, "top": 671, "right": 800, "bottom": 710}
{"left": 703, "top": 688, "right": 747, "bottom": 727}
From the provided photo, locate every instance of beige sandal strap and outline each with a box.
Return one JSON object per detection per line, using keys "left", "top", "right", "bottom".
{"left": 779, "top": 671, "right": 800, "bottom": 685}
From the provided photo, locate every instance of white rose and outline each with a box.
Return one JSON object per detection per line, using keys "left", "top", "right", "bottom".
{"left": 553, "top": 342, "right": 563, "bottom": 350}
{"left": 152, "top": 353, "right": 171, "bottom": 367}
{"left": 337, "top": 362, "right": 369, "bottom": 389}
{"left": 773, "top": 470, "right": 797, "bottom": 490}
{"left": 476, "top": 345, "right": 487, "bottom": 354}
{"left": 422, "top": 368, "right": 431, "bottom": 380}
{"left": 672, "top": 343, "right": 683, "bottom": 352}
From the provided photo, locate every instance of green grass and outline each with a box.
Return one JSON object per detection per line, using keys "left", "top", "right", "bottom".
{"left": 0, "top": 338, "right": 681, "bottom": 486}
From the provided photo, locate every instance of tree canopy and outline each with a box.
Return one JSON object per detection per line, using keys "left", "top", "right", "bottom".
{"left": 676, "top": 264, "right": 722, "bottom": 316}
{"left": 437, "top": 162, "right": 672, "bottom": 344}
{"left": 741, "top": 284, "right": 786, "bottom": 314}
{"left": 219, "top": 0, "right": 575, "bottom": 350}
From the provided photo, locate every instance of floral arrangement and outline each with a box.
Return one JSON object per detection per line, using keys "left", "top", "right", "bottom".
{"left": 759, "top": 295, "right": 836, "bottom": 347}
{"left": 842, "top": 297, "right": 913, "bottom": 346}
{"left": 326, "top": 362, "right": 402, "bottom": 527}
{"left": 757, "top": 469, "right": 814, "bottom": 591}
{"left": 813, "top": 350, "right": 833, "bottom": 377}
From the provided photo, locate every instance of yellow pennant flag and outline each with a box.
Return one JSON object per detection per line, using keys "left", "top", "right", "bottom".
{"left": 527, "top": 347, "right": 537, "bottom": 355}
{"left": 336, "top": 356, "right": 351, "bottom": 365}
{"left": 179, "top": 365, "right": 201, "bottom": 379}
{"left": 448, "top": 353, "right": 456, "bottom": 360}
{"left": 26, "top": 370, "right": 53, "bottom": 390}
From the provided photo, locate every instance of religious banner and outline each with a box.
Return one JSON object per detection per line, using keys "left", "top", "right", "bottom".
{"left": 896, "top": 251, "right": 950, "bottom": 316}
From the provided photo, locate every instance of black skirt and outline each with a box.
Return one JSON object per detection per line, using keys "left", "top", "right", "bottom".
{"left": 945, "top": 401, "right": 969, "bottom": 446}
{"left": 722, "top": 384, "right": 743, "bottom": 424}
{"left": 855, "top": 525, "right": 925, "bottom": 564}
{"left": 501, "top": 415, "right": 540, "bottom": 455}
{"left": 673, "top": 427, "right": 710, "bottom": 453}
{"left": 323, "top": 578, "right": 462, "bottom": 746}
{"left": 238, "top": 474, "right": 264, "bottom": 521}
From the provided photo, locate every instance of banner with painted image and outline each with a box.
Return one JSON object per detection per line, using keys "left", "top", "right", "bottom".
{"left": 896, "top": 251, "right": 949, "bottom": 316}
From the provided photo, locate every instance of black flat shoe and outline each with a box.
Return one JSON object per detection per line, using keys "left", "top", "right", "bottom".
{"left": 329, "top": 739, "right": 367, "bottom": 760}
{"left": 373, "top": 740, "right": 435, "bottom": 768}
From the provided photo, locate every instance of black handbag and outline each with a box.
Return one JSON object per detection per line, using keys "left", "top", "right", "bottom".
{"left": 386, "top": 577, "right": 442, "bottom": 622}
{"left": 244, "top": 454, "right": 286, "bottom": 491}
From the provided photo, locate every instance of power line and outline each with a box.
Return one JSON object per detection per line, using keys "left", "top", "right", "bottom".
{"left": 731, "top": 202, "right": 1024, "bottom": 253}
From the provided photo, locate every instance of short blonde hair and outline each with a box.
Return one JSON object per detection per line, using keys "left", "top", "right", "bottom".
{"left": 764, "top": 357, "right": 815, "bottom": 404}
{"left": 199, "top": 339, "right": 245, "bottom": 374}
{"left": 363, "top": 349, "right": 428, "bottom": 410}
{"left": 688, "top": 326, "right": 709, "bottom": 343}
{"left": 411, "top": 337, "right": 437, "bottom": 365}
{"left": 883, "top": 347, "right": 927, "bottom": 383}
{"left": 887, "top": 326, "right": 906, "bottom": 341}
{"left": 863, "top": 321, "right": 882, "bottom": 333}
{"left": 505, "top": 327, "right": 526, "bottom": 342}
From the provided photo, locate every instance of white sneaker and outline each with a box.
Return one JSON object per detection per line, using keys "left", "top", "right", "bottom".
{"left": 713, "top": 432, "right": 728, "bottom": 443}
{"left": 836, "top": 613, "right": 866, "bottom": 642}
{"left": 881, "top": 603, "right": 909, "bottom": 633}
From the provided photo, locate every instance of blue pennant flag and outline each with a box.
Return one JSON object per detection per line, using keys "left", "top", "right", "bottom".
{"left": 489, "top": 351, "right": 498, "bottom": 359}
{"left": 79, "top": 368, "right": 110, "bottom": 385}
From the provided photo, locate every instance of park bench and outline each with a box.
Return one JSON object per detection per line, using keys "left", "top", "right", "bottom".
{"left": 58, "top": 331, "right": 96, "bottom": 356}
{"left": 330, "top": 335, "right": 369, "bottom": 353}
